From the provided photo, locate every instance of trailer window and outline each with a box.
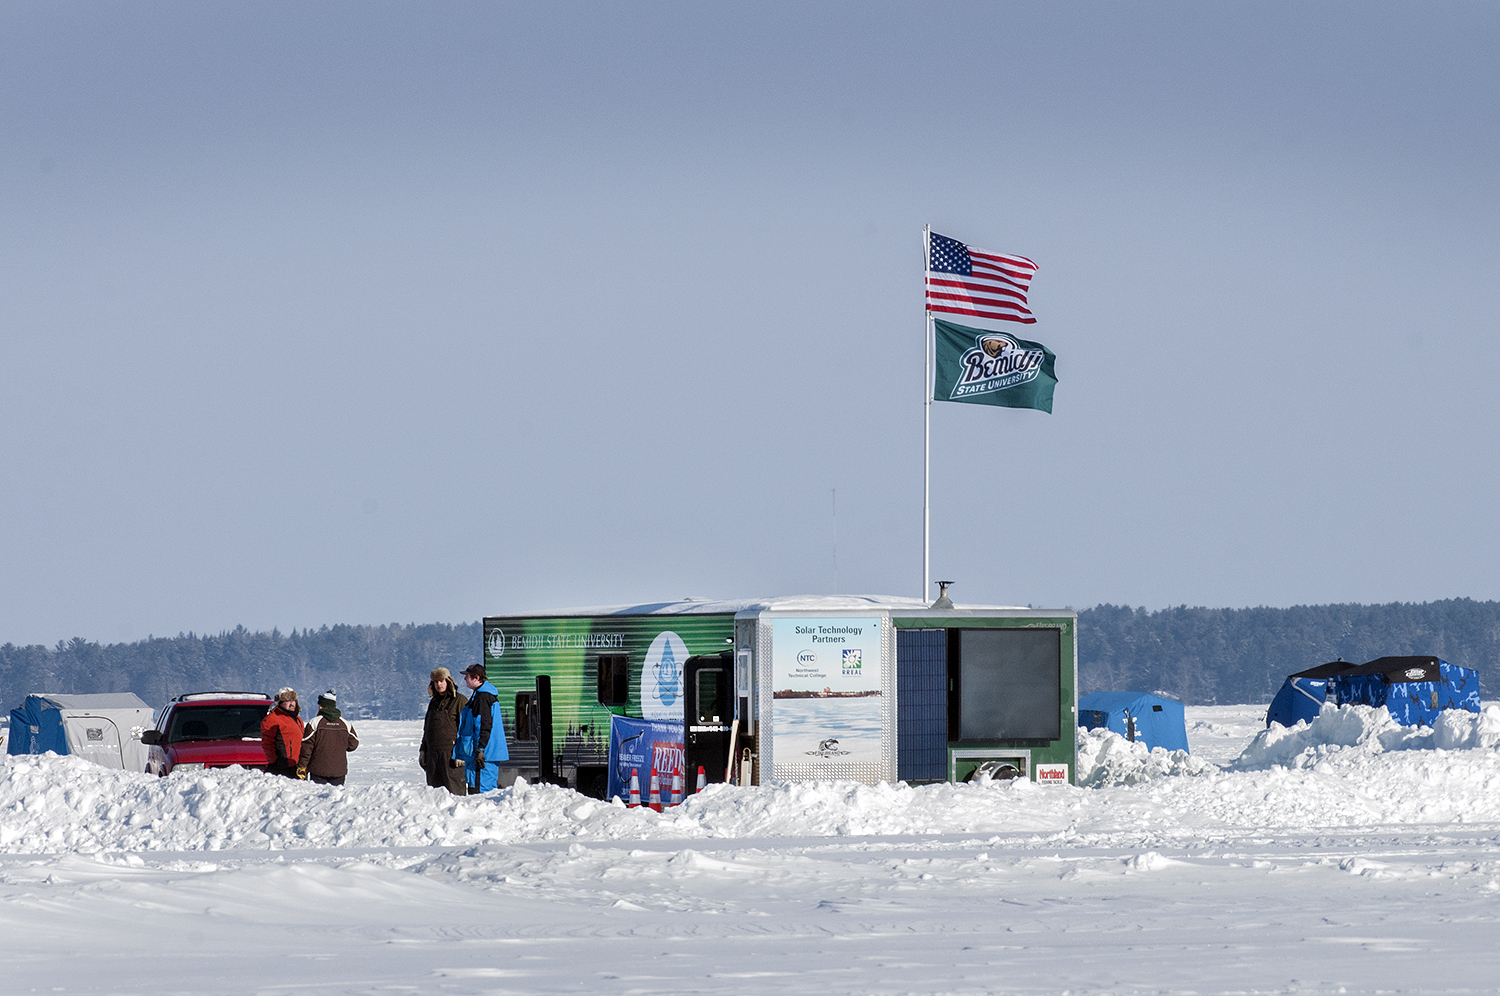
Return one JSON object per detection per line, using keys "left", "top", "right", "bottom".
{"left": 953, "top": 628, "right": 1061, "bottom": 741}
{"left": 695, "top": 668, "right": 728, "bottom": 724}
{"left": 597, "top": 655, "right": 629, "bottom": 706}
{"left": 514, "top": 692, "right": 539, "bottom": 741}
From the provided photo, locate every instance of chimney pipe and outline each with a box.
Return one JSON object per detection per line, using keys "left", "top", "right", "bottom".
{"left": 931, "top": 580, "right": 955, "bottom": 610}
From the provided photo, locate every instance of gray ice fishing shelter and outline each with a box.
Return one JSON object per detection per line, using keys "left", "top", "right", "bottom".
{"left": 6, "top": 693, "right": 155, "bottom": 771}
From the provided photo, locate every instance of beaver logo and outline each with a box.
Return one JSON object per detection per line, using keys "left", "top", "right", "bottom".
{"left": 980, "top": 335, "right": 1012, "bottom": 359}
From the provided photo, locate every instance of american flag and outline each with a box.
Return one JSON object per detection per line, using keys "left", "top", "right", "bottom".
{"left": 926, "top": 231, "right": 1038, "bottom": 324}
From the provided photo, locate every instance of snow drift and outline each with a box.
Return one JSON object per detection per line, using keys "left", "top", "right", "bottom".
{"left": 1232, "top": 703, "right": 1500, "bottom": 770}
{"left": 3, "top": 702, "right": 1500, "bottom": 856}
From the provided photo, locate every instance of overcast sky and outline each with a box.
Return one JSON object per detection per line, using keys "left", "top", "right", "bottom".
{"left": 3, "top": 2, "right": 1498, "bottom": 646}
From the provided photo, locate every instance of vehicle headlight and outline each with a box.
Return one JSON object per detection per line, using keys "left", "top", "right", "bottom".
{"left": 172, "top": 763, "right": 206, "bottom": 772}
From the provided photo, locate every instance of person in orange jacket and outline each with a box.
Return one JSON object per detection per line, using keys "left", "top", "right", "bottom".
{"left": 260, "top": 687, "right": 303, "bottom": 778}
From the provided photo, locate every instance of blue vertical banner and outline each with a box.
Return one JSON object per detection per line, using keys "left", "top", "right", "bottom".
{"left": 607, "top": 715, "right": 685, "bottom": 803}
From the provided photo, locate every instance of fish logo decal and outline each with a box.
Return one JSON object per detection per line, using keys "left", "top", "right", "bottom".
{"left": 806, "top": 737, "right": 851, "bottom": 758}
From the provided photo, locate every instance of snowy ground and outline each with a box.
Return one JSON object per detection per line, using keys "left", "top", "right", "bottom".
{"left": 4, "top": 703, "right": 1500, "bottom": 995}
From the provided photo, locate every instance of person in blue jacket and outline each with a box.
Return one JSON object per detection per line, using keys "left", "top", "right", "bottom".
{"left": 456, "top": 663, "right": 508, "bottom": 793}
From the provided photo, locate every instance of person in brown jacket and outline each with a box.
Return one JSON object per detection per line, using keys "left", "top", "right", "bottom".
{"left": 260, "top": 688, "right": 303, "bottom": 778}
{"left": 419, "top": 667, "right": 468, "bottom": 795}
{"left": 297, "top": 690, "right": 359, "bottom": 785}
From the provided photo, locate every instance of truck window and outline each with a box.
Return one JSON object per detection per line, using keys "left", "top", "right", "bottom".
{"left": 166, "top": 704, "right": 271, "bottom": 742}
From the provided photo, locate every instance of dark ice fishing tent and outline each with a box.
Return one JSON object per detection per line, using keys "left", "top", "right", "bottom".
{"left": 1328, "top": 656, "right": 1480, "bottom": 727}
{"left": 1265, "top": 660, "right": 1357, "bottom": 728}
{"left": 6, "top": 693, "right": 155, "bottom": 770}
{"left": 1077, "top": 691, "right": 1189, "bottom": 753}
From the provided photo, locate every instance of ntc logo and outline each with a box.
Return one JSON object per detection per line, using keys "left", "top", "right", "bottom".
{"left": 797, "top": 650, "right": 817, "bottom": 665}
{"left": 485, "top": 630, "right": 505, "bottom": 657}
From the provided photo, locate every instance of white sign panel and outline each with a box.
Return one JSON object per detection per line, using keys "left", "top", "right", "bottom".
{"left": 771, "top": 618, "right": 884, "bottom": 769}
{"left": 1035, "top": 763, "right": 1069, "bottom": 786}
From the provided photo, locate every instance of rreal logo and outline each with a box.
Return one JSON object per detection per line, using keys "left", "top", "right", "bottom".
{"left": 485, "top": 629, "right": 505, "bottom": 658}
{"left": 797, "top": 650, "right": 818, "bottom": 666}
{"left": 951, "top": 332, "right": 1046, "bottom": 400}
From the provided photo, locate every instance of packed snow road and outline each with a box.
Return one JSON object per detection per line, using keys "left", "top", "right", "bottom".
{"left": 3, "top": 704, "right": 1499, "bottom": 995}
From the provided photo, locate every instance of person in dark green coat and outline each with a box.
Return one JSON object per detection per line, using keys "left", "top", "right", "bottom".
{"left": 419, "top": 667, "right": 468, "bottom": 795}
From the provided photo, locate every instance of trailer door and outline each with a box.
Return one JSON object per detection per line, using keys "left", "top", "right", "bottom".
{"left": 684, "top": 654, "right": 732, "bottom": 787}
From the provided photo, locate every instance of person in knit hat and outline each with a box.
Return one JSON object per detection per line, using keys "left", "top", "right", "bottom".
{"left": 297, "top": 690, "right": 359, "bottom": 785}
{"left": 419, "top": 667, "right": 468, "bottom": 795}
{"left": 260, "top": 687, "right": 303, "bottom": 778}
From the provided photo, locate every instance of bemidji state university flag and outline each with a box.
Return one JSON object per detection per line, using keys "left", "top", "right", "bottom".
{"left": 932, "top": 318, "right": 1057, "bottom": 414}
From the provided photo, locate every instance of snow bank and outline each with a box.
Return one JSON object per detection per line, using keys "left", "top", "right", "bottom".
{"left": 1074, "top": 727, "right": 1215, "bottom": 787}
{"left": 0, "top": 752, "right": 1080, "bottom": 853}
{"left": 1230, "top": 703, "right": 1500, "bottom": 771}
{"left": 9, "top": 705, "right": 1500, "bottom": 856}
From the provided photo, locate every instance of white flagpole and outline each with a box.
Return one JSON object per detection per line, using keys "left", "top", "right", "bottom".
{"left": 923, "top": 224, "right": 932, "bottom": 603}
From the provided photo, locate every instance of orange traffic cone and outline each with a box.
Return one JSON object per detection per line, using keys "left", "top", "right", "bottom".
{"left": 627, "top": 768, "right": 641, "bottom": 808}
{"left": 696, "top": 765, "right": 707, "bottom": 793}
{"left": 670, "top": 769, "right": 683, "bottom": 806}
{"left": 648, "top": 766, "right": 662, "bottom": 812}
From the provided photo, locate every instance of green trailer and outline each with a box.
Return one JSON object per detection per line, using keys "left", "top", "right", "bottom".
{"left": 482, "top": 595, "right": 1077, "bottom": 794}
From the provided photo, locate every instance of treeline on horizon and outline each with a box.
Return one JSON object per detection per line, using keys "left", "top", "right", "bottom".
{"left": 0, "top": 623, "right": 480, "bottom": 721}
{"left": 1078, "top": 598, "right": 1496, "bottom": 704}
{"left": 1, "top": 599, "right": 1493, "bottom": 718}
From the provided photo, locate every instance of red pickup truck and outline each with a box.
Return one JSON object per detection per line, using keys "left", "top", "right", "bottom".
{"left": 142, "top": 692, "right": 274, "bottom": 775}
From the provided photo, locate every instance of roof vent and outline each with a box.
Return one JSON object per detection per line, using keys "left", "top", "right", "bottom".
{"left": 931, "top": 580, "right": 955, "bottom": 610}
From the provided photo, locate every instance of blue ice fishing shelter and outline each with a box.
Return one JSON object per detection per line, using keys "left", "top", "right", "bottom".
{"left": 1328, "top": 656, "right": 1481, "bottom": 727}
{"left": 1078, "top": 691, "right": 1190, "bottom": 753}
{"left": 7, "top": 695, "right": 70, "bottom": 756}
{"left": 1265, "top": 660, "right": 1357, "bottom": 728}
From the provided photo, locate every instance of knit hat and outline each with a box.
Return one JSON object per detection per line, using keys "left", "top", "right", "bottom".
{"left": 317, "top": 690, "right": 337, "bottom": 709}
